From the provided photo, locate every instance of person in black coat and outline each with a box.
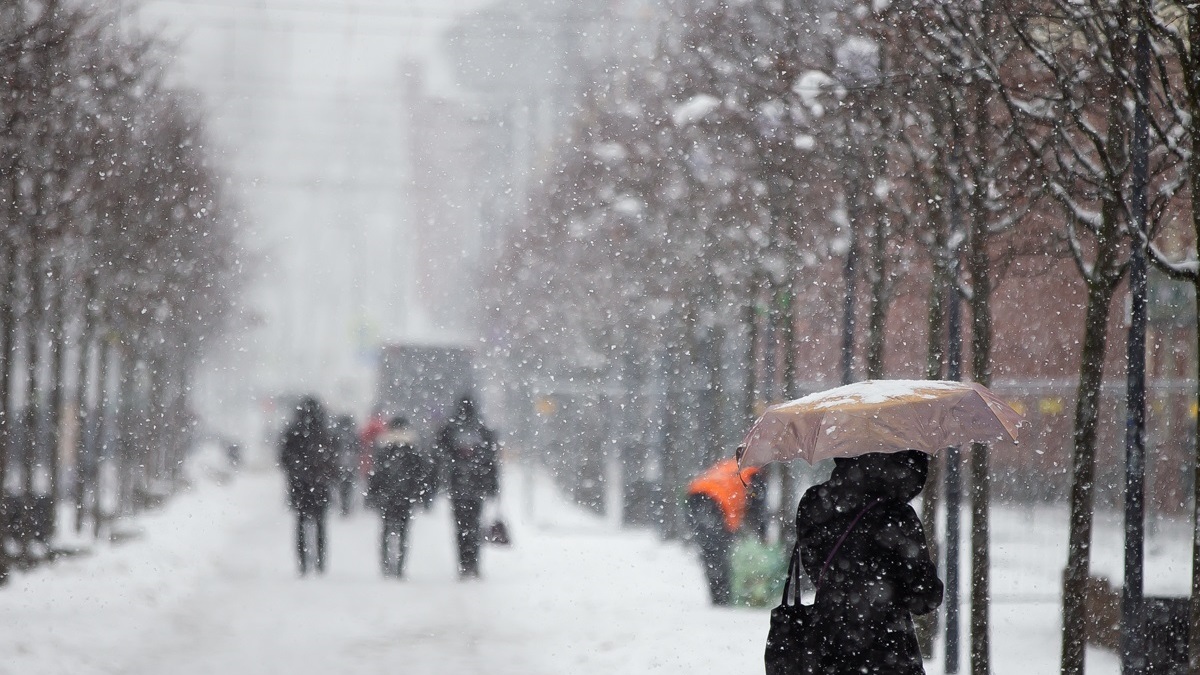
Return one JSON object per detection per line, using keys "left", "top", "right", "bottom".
{"left": 279, "top": 397, "right": 337, "bottom": 576}
{"left": 434, "top": 395, "right": 499, "bottom": 579}
{"left": 795, "top": 450, "right": 943, "bottom": 675}
{"left": 369, "top": 417, "right": 434, "bottom": 577}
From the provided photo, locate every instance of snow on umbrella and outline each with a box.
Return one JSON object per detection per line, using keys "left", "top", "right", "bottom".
{"left": 736, "top": 379, "right": 1024, "bottom": 468}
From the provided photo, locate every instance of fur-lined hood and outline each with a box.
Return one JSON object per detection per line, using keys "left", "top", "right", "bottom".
{"left": 378, "top": 428, "right": 419, "bottom": 447}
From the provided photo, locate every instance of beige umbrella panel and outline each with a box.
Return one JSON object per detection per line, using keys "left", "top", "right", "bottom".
{"left": 737, "top": 380, "right": 1024, "bottom": 468}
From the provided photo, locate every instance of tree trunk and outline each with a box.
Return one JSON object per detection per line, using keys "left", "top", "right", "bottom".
{"left": 166, "top": 354, "right": 189, "bottom": 488}
{"left": 93, "top": 339, "right": 112, "bottom": 539}
{"left": 743, "top": 300, "right": 759, "bottom": 428}
{"left": 1190, "top": 274, "right": 1200, "bottom": 673}
{"left": 866, "top": 146, "right": 889, "bottom": 381}
{"left": 1185, "top": 9, "right": 1200, "bottom": 672}
{"left": 73, "top": 333, "right": 94, "bottom": 534}
{"left": 0, "top": 242, "right": 15, "bottom": 583}
{"left": 143, "top": 356, "right": 161, "bottom": 498}
{"left": 865, "top": 219, "right": 887, "bottom": 380}
{"left": 21, "top": 252, "right": 40, "bottom": 552}
{"left": 1059, "top": 279, "right": 1121, "bottom": 675}
{"left": 703, "top": 326, "right": 725, "bottom": 465}
{"left": 117, "top": 346, "right": 136, "bottom": 515}
{"left": 177, "top": 360, "right": 193, "bottom": 485}
{"left": 1059, "top": 18, "right": 1134, "bottom": 669}
{"left": 916, "top": 249, "right": 948, "bottom": 656}
{"left": 660, "top": 318, "right": 685, "bottom": 541}
{"left": 72, "top": 278, "right": 96, "bottom": 533}
{"left": 841, "top": 183, "right": 861, "bottom": 386}
{"left": 45, "top": 257, "right": 65, "bottom": 537}
{"left": 778, "top": 286, "right": 797, "bottom": 544}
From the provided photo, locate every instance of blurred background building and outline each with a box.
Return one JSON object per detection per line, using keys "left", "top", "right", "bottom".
{"left": 124, "top": 0, "right": 668, "bottom": 452}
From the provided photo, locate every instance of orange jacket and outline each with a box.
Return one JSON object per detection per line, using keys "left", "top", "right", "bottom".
{"left": 686, "top": 458, "right": 760, "bottom": 532}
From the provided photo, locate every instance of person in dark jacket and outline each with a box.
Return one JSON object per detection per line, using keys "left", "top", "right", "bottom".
{"left": 369, "top": 417, "right": 434, "bottom": 577}
{"left": 279, "top": 397, "right": 337, "bottom": 576}
{"left": 435, "top": 395, "right": 499, "bottom": 579}
{"left": 795, "top": 450, "right": 943, "bottom": 675}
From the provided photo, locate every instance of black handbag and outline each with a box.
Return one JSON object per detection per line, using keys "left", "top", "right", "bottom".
{"left": 765, "top": 546, "right": 822, "bottom": 675}
{"left": 765, "top": 499, "right": 881, "bottom": 675}
{"left": 483, "top": 518, "right": 511, "bottom": 546}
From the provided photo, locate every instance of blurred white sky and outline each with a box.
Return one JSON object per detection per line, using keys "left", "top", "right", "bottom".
{"left": 123, "top": 0, "right": 497, "bottom": 439}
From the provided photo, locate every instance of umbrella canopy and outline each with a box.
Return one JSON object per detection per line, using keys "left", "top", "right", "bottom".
{"left": 737, "top": 379, "right": 1023, "bottom": 468}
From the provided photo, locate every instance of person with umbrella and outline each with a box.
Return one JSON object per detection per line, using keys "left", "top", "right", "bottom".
{"left": 792, "top": 450, "right": 942, "bottom": 674}
{"left": 743, "top": 380, "right": 1022, "bottom": 675}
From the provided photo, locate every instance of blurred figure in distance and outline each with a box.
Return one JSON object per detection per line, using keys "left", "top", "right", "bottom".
{"left": 686, "top": 456, "right": 766, "bottom": 606}
{"left": 368, "top": 416, "right": 435, "bottom": 578}
{"left": 435, "top": 394, "right": 499, "bottom": 579}
{"left": 279, "top": 396, "right": 337, "bottom": 576}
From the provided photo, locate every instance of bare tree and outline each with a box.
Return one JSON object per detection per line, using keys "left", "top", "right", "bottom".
{"left": 974, "top": 2, "right": 1183, "bottom": 671}
{"left": 0, "top": 0, "right": 242, "bottom": 574}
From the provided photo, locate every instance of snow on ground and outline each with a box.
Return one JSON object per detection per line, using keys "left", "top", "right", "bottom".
{"left": 0, "top": 459, "right": 1191, "bottom": 674}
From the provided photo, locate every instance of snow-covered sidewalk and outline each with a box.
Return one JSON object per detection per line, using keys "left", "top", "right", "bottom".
{"left": 1, "top": 460, "right": 1185, "bottom": 674}
{"left": 0, "top": 467, "right": 761, "bottom": 674}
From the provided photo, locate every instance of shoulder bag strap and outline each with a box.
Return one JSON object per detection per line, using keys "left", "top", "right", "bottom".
{"left": 815, "top": 498, "right": 883, "bottom": 589}
{"left": 781, "top": 544, "right": 802, "bottom": 606}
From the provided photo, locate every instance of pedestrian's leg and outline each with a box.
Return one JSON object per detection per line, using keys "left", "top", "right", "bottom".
{"left": 712, "top": 538, "right": 732, "bottom": 605}
{"left": 453, "top": 498, "right": 482, "bottom": 577}
{"left": 340, "top": 479, "right": 352, "bottom": 517}
{"left": 451, "top": 499, "right": 469, "bottom": 576}
{"left": 464, "top": 499, "right": 481, "bottom": 576}
{"left": 296, "top": 512, "right": 307, "bottom": 575}
{"left": 315, "top": 508, "right": 327, "bottom": 574}
{"left": 696, "top": 537, "right": 724, "bottom": 604}
{"left": 380, "top": 515, "right": 392, "bottom": 576}
{"left": 395, "top": 506, "right": 412, "bottom": 577}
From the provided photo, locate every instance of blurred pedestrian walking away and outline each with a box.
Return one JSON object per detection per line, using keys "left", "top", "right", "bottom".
{"left": 331, "top": 415, "right": 360, "bottom": 517}
{"left": 435, "top": 394, "right": 499, "bottom": 579}
{"left": 789, "top": 450, "right": 942, "bottom": 674}
{"left": 279, "top": 397, "right": 337, "bottom": 576}
{"left": 685, "top": 458, "right": 766, "bottom": 606}
{"left": 368, "top": 417, "right": 434, "bottom": 578}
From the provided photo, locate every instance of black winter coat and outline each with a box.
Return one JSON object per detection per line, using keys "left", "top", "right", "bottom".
{"left": 280, "top": 416, "right": 336, "bottom": 514}
{"left": 435, "top": 415, "right": 499, "bottom": 503}
{"left": 795, "top": 451, "right": 943, "bottom": 675}
{"left": 369, "top": 428, "right": 435, "bottom": 516}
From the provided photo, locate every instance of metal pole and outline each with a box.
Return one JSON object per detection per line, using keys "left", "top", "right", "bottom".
{"left": 945, "top": 268, "right": 963, "bottom": 674}
{"left": 1121, "top": 13, "right": 1151, "bottom": 675}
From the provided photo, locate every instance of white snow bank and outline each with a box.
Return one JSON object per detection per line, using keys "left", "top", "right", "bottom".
{"left": 0, "top": 475, "right": 254, "bottom": 675}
